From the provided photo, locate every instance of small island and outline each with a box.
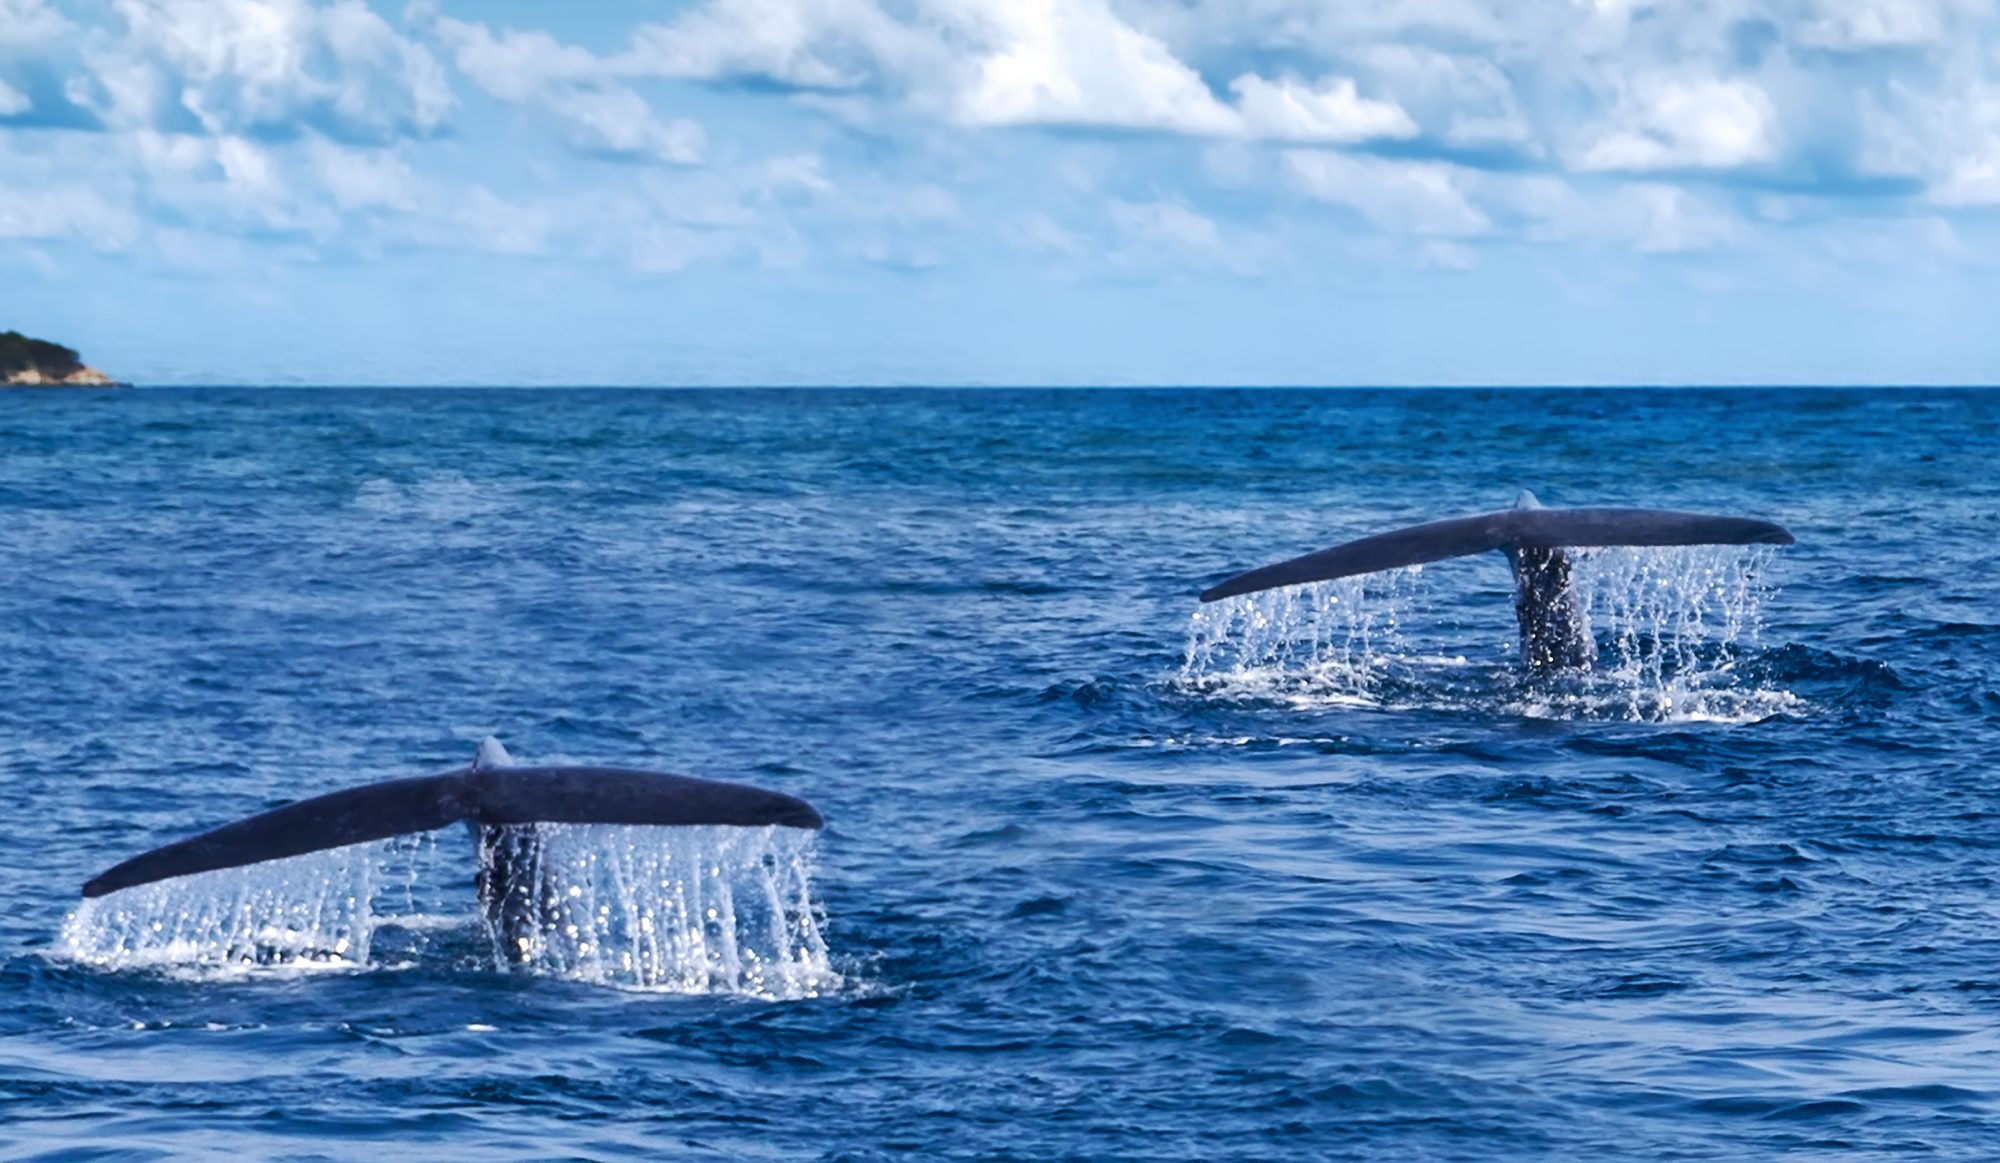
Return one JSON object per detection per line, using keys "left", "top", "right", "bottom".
{"left": 2, "top": 330, "right": 125, "bottom": 387}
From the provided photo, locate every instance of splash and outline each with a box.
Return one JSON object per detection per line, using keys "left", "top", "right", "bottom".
{"left": 58, "top": 826, "right": 838, "bottom": 997}
{"left": 1177, "top": 548, "right": 1794, "bottom": 722}
{"left": 60, "top": 843, "right": 382, "bottom": 975}
{"left": 477, "top": 824, "right": 836, "bottom": 998}
{"left": 1178, "top": 570, "right": 1427, "bottom": 706}
{"left": 1532, "top": 545, "right": 1796, "bottom": 723}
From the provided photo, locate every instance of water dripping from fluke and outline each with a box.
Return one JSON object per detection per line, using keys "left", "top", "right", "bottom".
{"left": 57, "top": 825, "right": 840, "bottom": 998}
{"left": 1178, "top": 547, "right": 1799, "bottom": 724}
{"left": 473, "top": 824, "right": 838, "bottom": 997}
{"left": 1517, "top": 545, "right": 1801, "bottom": 723}
{"left": 1176, "top": 571, "right": 1430, "bottom": 710}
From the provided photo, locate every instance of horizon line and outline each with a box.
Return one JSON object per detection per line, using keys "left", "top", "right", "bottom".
{"left": 47, "top": 382, "right": 2000, "bottom": 392}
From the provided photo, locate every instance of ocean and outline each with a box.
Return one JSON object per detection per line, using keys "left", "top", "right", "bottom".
{"left": 2, "top": 387, "right": 1996, "bottom": 1158}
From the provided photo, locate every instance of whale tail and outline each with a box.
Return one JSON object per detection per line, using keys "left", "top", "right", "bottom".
{"left": 81, "top": 738, "right": 823, "bottom": 898}
{"left": 1198, "top": 493, "right": 1793, "bottom": 671}
{"left": 1199, "top": 493, "right": 1793, "bottom": 603}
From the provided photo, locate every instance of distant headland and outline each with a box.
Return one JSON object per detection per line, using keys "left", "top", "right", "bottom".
{"left": 1, "top": 331, "right": 125, "bottom": 387}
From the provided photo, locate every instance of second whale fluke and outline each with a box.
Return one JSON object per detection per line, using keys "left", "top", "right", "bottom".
{"left": 1201, "top": 491, "right": 1794, "bottom": 670}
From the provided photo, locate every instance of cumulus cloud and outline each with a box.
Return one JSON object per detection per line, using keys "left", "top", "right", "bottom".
{"left": 950, "top": 0, "right": 1237, "bottom": 134}
{"left": 304, "top": 137, "right": 418, "bottom": 211}
{"left": 1465, "top": 169, "right": 1750, "bottom": 256}
{"left": 430, "top": 16, "right": 704, "bottom": 165}
{"left": 624, "top": 0, "right": 934, "bottom": 91}
{"left": 0, "top": 137, "right": 143, "bottom": 248}
{"left": 0, "top": 0, "right": 77, "bottom": 122}
{"left": 1357, "top": 46, "right": 1529, "bottom": 148}
{"left": 1796, "top": 0, "right": 1950, "bottom": 51}
{"left": 69, "top": 0, "right": 453, "bottom": 141}
{"left": 0, "top": 0, "right": 68, "bottom": 45}
{"left": 1011, "top": 210, "right": 1087, "bottom": 257}
{"left": 1228, "top": 74, "right": 1417, "bottom": 144}
{"left": 610, "top": 0, "right": 1419, "bottom": 144}
{"left": 1860, "top": 82, "right": 2000, "bottom": 207}
{"left": 1110, "top": 198, "right": 1221, "bottom": 250}
{"left": 1284, "top": 151, "right": 1489, "bottom": 236}
{"left": 1104, "top": 196, "right": 1268, "bottom": 274}
{"left": 1616, "top": 185, "right": 1733, "bottom": 253}
{"left": 542, "top": 86, "right": 705, "bottom": 165}
{"left": 0, "top": 128, "right": 323, "bottom": 251}
{"left": 1417, "top": 239, "right": 1477, "bottom": 270}
{"left": 9, "top": 0, "right": 2000, "bottom": 286}
{"left": 1576, "top": 76, "right": 1780, "bottom": 173}
{"left": 404, "top": 158, "right": 840, "bottom": 270}
{"left": 427, "top": 18, "right": 596, "bottom": 102}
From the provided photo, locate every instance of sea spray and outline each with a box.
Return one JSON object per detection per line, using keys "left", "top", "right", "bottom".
{"left": 476, "top": 823, "right": 835, "bottom": 997}
{"left": 1545, "top": 544, "right": 1791, "bottom": 722}
{"left": 60, "top": 843, "right": 381, "bottom": 973}
{"left": 1178, "top": 547, "right": 1792, "bottom": 722}
{"left": 59, "top": 824, "right": 837, "bottom": 996}
{"left": 1179, "top": 571, "right": 1424, "bottom": 704}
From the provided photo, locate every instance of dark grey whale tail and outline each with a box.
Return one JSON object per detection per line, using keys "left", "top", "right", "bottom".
{"left": 81, "top": 738, "right": 823, "bottom": 899}
{"left": 1200, "top": 492, "right": 1794, "bottom": 603}
{"left": 1200, "top": 492, "right": 1794, "bottom": 670}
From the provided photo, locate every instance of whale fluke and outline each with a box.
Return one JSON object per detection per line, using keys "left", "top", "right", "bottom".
{"left": 1199, "top": 494, "right": 1794, "bottom": 671}
{"left": 81, "top": 738, "right": 823, "bottom": 899}
{"left": 1199, "top": 513, "right": 1513, "bottom": 603}
{"left": 1200, "top": 502, "right": 1793, "bottom": 603}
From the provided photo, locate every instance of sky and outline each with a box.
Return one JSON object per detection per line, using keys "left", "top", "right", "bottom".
{"left": 1, "top": 0, "right": 1997, "bottom": 386}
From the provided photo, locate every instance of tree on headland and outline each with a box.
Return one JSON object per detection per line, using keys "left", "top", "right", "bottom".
{"left": 0, "top": 330, "right": 120, "bottom": 386}
{"left": 1, "top": 331, "right": 85, "bottom": 377}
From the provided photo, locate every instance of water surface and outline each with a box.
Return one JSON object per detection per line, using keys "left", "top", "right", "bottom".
{"left": 3, "top": 387, "right": 1997, "bottom": 1158}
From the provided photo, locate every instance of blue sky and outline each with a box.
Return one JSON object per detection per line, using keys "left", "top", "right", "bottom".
{"left": 2, "top": 0, "right": 1996, "bottom": 385}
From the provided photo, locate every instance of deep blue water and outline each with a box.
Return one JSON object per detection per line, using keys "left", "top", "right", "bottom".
{"left": 3, "top": 387, "right": 1998, "bottom": 1159}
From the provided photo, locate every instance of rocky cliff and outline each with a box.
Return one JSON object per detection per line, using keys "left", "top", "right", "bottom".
{"left": 1, "top": 331, "right": 125, "bottom": 387}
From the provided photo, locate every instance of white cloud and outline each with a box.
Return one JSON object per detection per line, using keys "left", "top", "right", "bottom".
{"left": 72, "top": 0, "right": 453, "bottom": 140}
{"left": 1856, "top": 85, "right": 1932, "bottom": 181}
{"left": 1229, "top": 74, "right": 1416, "bottom": 144}
{"left": 451, "top": 186, "right": 554, "bottom": 256}
{"left": 0, "top": 187, "right": 136, "bottom": 246}
{"left": 1012, "top": 210, "right": 1086, "bottom": 256}
{"left": 1577, "top": 76, "right": 1779, "bottom": 172}
{"left": 389, "top": 153, "right": 845, "bottom": 271}
{"left": 0, "top": 0, "right": 70, "bottom": 110}
{"left": 1284, "top": 151, "right": 1490, "bottom": 236}
{"left": 0, "top": 129, "right": 326, "bottom": 249}
{"left": 760, "top": 152, "right": 836, "bottom": 195}
{"left": 1464, "top": 168, "right": 1750, "bottom": 255}
{"left": 430, "top": 19, "right": 596, "bottom": 103}
{"left": 1627, "top": 184, "right": 1741, "bottom": 253}
{"left": 544, "top": 87, "right": 705, "bottom": 165}
{"left": 0, "top": 0, "right": 69, "bottom": 44}
{"left": 1417, "top": 239, "right": 1477, "bottom": 270}
{"left": 624, "top": 0, "right": 932, "bottom": 91}
{"left": 12, "top": 0, "right": 2000, "bottom": 286}
{"left": 305, "top": 137, "right": 417, "bottom": 211}
{"left": 622, "top": 0, "right": 1425, "bottom": 144}
{"left": 1110, "top": 198, "right": 1221, "bottom": 249}
{"left": 1859, "top": 82, "right": 2000, "bottom": 207}
{"left": 1358, "top": 46, "right": 1529, "bottom": 147}
{"left": 134, "top": 130, "right": 338, "bottom": 233}
{"left": 0, "top": 156, "right": 142, "bottom": 247}
{"left": 951, "top": 0, "right": 1237, "bottom": 134}
{"left": 1797, "top": 0, "right": 1948, "bottom": 51}
{"left": 1106, "top": 196, "right": 1267, "bottom": 273}
{"left": 431, "top": 16, "right": 703, "bottom": 165}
